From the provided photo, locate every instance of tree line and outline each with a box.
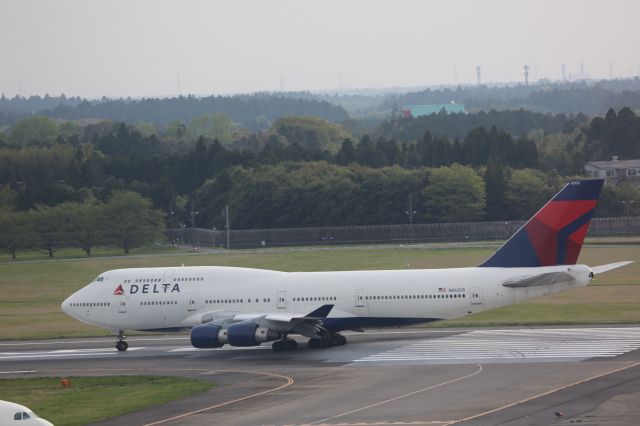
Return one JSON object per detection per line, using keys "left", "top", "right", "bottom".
{"left": 384, "top": 79, "right": 640, "bottom": 115}
{"left": 194, "top": 161, "right": 639, "bottom": 230}
{"left": 0, "top": 192, "right": 164, "bottom": 259}
{"left": 1, "top": 108, "right": 639, "bottom": 234}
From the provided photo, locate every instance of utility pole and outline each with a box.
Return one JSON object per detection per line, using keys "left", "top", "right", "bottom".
{"left": 168, "top": 207, "right": 176, "bottom": 246}
{"left": 405, "top": 194, "right": 417, "bottom": 243}
{"left": 623, "top": 200, "right": 634, "bottom": 236}
{"left": 225, "top": 204, "right": 230, "bottom": 249}
{"left": 190, "top": 201, "right": 199, "bottom": 250}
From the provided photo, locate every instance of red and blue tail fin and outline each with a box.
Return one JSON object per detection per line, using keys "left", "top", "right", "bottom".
{"left": 479, "top": 179, "right": 604, "bottom": 268}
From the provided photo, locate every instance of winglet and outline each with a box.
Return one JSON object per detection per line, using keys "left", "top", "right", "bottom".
{"left": 305, "top": 304, "right": 334, "bottom": 318}
{"left": 591, "top": 261, "right": 634, "bottom": 275}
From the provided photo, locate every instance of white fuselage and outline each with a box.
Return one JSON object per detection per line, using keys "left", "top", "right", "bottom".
{"left": 62, "top": 264, "right": 593, "bottom": 332}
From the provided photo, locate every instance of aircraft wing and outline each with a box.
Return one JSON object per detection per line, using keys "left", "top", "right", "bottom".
{"left": 201, "top": 304, "right": 335, "bottom": 338}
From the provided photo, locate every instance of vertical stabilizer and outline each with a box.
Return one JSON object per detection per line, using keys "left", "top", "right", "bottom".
{"left": 479, "top": 179, "right": 604, "bottom": 268}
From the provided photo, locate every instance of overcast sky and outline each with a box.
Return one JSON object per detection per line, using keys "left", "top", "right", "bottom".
{"left": 1, "top": 0, "right": 638, "bottom": 98}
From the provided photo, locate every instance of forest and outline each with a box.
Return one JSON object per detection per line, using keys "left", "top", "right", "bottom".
{"left": 1, "top": 79, "right": 640, "bottom": 257}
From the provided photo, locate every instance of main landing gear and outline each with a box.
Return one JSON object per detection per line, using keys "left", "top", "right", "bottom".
{"left": 115, "top": 330, "right": 128, "bottom": 352}
{"left": 272, "top": 335, "right": 298, "bottom": 352}
{"left": 271, "top": 332, "right": 347, "bottom": 352}
{"left": 308, "top": 332, "right": 347, "bottom": 349}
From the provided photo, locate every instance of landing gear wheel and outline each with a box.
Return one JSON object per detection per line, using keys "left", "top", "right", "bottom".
{"left": 115, "top": 330, "right": 128, "bottom": 352}
{"left": 308, "top": 338, "right": 331, "bottom": 349}
{"left": 272, "top": 338, "right": 298, "bottom": 352}
{"left": 332, "top": 334, "right": 347, "bottom": 346}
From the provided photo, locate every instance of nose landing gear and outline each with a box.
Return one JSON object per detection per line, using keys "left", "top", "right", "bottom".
{"left": 115, "top": 330, "right": 128, "bottom": 352}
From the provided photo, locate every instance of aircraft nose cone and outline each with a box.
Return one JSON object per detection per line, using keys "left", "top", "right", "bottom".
{"left": 61, "top": 296, "right": 72, "bottom": 315}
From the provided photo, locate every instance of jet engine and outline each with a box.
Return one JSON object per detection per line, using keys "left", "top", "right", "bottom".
{"left": 190, "top": 322, "right": 281, "bottom": 348}
{"left": 227, "top": 323, "right": 280, "bottom": 347}
{"left": 190, "top": 323, "right": 228, "bottom": 348}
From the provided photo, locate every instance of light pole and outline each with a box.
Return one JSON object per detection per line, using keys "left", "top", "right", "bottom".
{"left": 180, "top": 224, "right": 185, "bottom": 244}
{"left": 225, "top": 205, "right": 230, "bottom": 250}
{"left": 168, "top": 209, "right": 175, "bottom": 246}
{"left": 212, "top": 226, "right": 216, "bottom": 248}
{"left": 190, "top": 202, "right": 199, "bottom": 250}
{"left": 622, "top": 200, "right": 635, "bottom": 236}
{"left": 405, "top": 194, "right": 417, "bottom": 243}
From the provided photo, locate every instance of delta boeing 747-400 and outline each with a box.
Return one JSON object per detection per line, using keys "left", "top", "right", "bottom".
{"left": 62, "top": 179, "right": 631, "bottom": 352}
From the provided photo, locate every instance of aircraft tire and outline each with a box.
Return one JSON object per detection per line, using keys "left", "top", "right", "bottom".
{"left": 116, "top": 341, "right": 128, "bottom": 352}
{"left": 308, "top": 338, "right": 332, "bottom": 349}
{"left": 284, "top": 339, "right": 298, "bottom": 351}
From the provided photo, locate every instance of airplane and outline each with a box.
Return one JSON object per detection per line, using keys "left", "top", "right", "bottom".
{"left": 62, "top": 179, "right": 632, "bottom": 352}
{"left": 0, "top": 400, "right": 53, "bottom": 425}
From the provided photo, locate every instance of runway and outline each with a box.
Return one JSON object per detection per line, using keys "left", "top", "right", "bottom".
{"left": 2, "top": 327, "right": 640, "bottom": 425}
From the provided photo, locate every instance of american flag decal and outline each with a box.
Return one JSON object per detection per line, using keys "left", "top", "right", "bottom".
{"left": 438, "top": 287, "right": 446, "bottom": 292}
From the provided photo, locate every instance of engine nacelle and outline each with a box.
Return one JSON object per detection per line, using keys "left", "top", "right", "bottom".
{"left": 227, "top": 323, "right": 280, "bottom": 347}
{"left": 190, "top": 323, "right": 229, "bottom": 348}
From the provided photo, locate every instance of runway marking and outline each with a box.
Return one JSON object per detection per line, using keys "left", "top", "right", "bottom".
{"left": 0, "top": 370, "right": 37, "bottom": 374}
{"left": 448, "top": 360, "right": 640, "bottom": 425}
{"left": 306, "top": 364, "right": 483, "bottom": 425}
{"left": 0, "top": 337, "right": 189, "bottom": 347}
{"left": 355, "top": 327, "right": 640, "bottom": 363}
{"left": 169, "top": 346, "right": 270, "bottom": 352}
{"left": 143, "top": 370, "right": 295, "bottom": 426}
{"left": 0, "top": 347, "right": 143, "bottom": 361}
{"left": 299, "top": 422, "right": 451, "bottom": 425}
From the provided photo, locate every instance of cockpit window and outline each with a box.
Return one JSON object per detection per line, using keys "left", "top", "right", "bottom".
{"left": 14, "top": 412, "right": 21, "bottom": 420}
{"left": 96, "top": 276, "right": 104, "bottom": 282}
{"left": 23, "top": 412, "right": 30, "bottom": 419}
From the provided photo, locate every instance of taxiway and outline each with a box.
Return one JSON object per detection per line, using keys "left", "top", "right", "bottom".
{"left": 2, "top": 327, "right": 640, "bottom": 425}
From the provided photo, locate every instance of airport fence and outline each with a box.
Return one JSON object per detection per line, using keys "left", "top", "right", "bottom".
{"left": 167, "top": 216, "right": 640, "bottom": 249}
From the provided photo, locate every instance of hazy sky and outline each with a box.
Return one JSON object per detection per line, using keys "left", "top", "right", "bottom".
{"left": 1, "top": 0, "right": 639, "bottom": 98}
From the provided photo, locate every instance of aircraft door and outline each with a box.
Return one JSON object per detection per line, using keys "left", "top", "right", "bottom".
{"left": 117, "top": 295, "right": 127, "bottom": 313}
{"left": 277, "top": 290, "right": 287, "bottom": 309}
{"left": 470, "top": 287, "right": 483, "bottom": 305}
{"left": 186, "top": 293, "right": 197, "bottom": 312}
{"left": 355, "top": 289, "right": 365, "bottom": 307}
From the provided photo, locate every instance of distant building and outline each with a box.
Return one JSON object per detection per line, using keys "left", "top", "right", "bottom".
{"left": 402, "top": 102, "right": 466, "bottom": 118}
{"left": 584, "top": 156, "right": 640, "bottom": 186}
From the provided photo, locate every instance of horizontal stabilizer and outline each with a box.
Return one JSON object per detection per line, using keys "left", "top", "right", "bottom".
{"left": 591, "top": 261, "right": 634, "bottom": 275}
{"left": 502, "top": 271, "right": 576, "bottom": 288}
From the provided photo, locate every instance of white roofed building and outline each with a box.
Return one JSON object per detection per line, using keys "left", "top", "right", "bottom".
{"left": 584, "top": 156, "right": 640, "bottom": 186}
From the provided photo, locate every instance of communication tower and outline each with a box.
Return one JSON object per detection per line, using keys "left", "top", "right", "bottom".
{"left": 476, "top": 65, "right": 481, "bottom": 86}
{"left": 523, "top": 65, "right": 530, "bottom": 86}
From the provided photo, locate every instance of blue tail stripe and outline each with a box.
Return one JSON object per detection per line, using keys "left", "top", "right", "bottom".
{"left": 479, "top": 230, "right": 540, "bottom": 268}
{"left": 555, "top": 209, "right": 595, "bottom": 265}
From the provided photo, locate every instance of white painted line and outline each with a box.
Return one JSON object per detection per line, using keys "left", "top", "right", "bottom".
{"left": 0, "top": 370, "right": 37, "bottom": 374}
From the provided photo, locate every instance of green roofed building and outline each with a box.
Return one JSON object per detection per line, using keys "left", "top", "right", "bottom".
{"left": 402, "top": 103, "right": 466, "bottom": 118}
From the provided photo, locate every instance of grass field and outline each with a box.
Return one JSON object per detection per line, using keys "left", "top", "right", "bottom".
{"left": 0, "top": 376, "right": 213, "bottom": 426}
{"left": 0, "top": 243, "right": 639, "bottom": 339}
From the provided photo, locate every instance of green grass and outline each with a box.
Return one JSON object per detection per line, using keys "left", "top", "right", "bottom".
{"left": 0, "top": 242, "right": 638, "bottom": 339}
{"left": 0, "top": 376, "right": 213, "bottom": 426}
{"left": 0, "top": 245, "right": 188, "bottom": 263}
